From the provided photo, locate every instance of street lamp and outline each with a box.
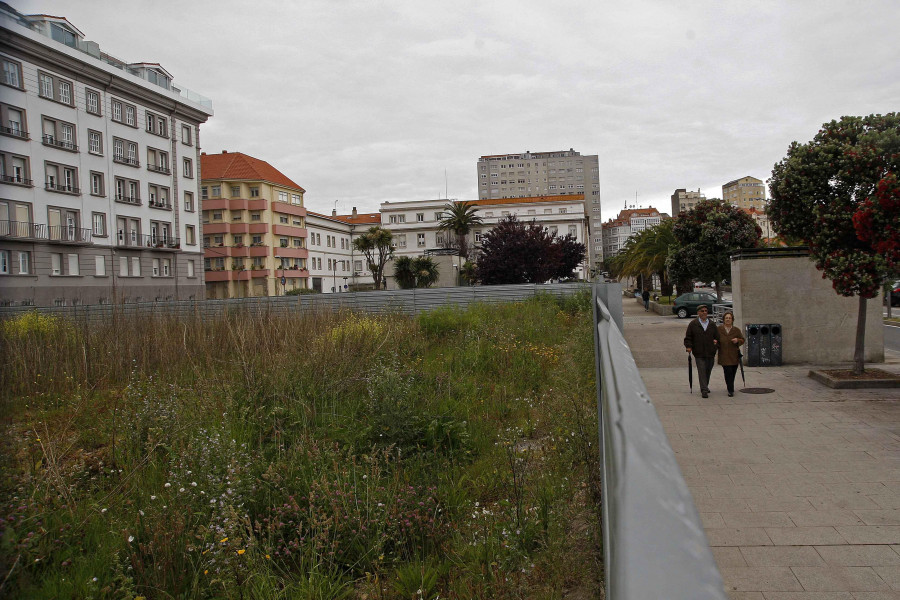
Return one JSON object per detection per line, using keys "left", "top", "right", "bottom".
{"left": 331, "top": 261, "right": 337, "bottom": 293}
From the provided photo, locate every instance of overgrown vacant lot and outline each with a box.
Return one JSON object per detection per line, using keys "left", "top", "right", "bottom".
{"left": 0, "top": 293, "right": 602, "bottom": 599}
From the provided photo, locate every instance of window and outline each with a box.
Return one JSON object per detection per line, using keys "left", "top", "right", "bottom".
{"left": 148, "top": 185, "right": 170, "bottom": 208}
{"left": 212, "top": 211, "right": 222, "bottom": 220}
{"left": 88, "top": 130, "right": 102, "bottom": 154}
{"left": 252, "top": 235, "right": 262, "bottom": 245}
{"left": 85, "top": 89, "right": 101, "bottom": 115}
{"left": 251, "top": 212, "right": 261, "bottom": 221}
{"left": 181, "top": 125, "right": 192, "bottom": 145}
{"left": 184, "top": 191, "right": 194, "bottom": 212}
{"left": 0, "top": 103, "right": 27, "bottom": 139}
{"left": 38, "top": 72, "right": 74, "bottom": 105}
{"left": 182, "top": 158, "right": 193, "bottom": 178}
{"left": 559, "top": 208, "right": 567, "bottom": 214}
{"left": 111, "top": 99, "right": 123, "bottom": 122}
{"left": 417, "top": 233, "right": 426, "bottom": 247}
{"left": 230, "top": 185, "right": 240, "bottom": 197}
{"left": 280, "top": 215, "right": 288, "bottom": 224}
{"left": 17, "top": 251, "right": 30, "bottom": 274}
{"left": 113, "top": 137, "right": 139, "bottom": 166}
{"left": 146, "top": 112, "right": 167, "bottom": 137}
{"left": 0, "top": 152, "right": 30, "bottom": 185}
{"left": 474, "top": 231, "right": 482, "bottom": 243}
{"left": 162, "top": 258, "right": 171, "bottom": 277}
{"left": 147, "top": 148, "right": 169, "bottom": 173}
{"left": 152, "top": 258, "right": 160, "bottom": 277}
{"left": 389, "top": 214, "right": 406, "bottom": 224}
{"left": 354, "top": 260, "right": 362, "bottom": 272}
{"left": 0, "top": 250, "right": 7, "bottom": 274}
{"left": 185, "top": 225, "right": 195, "bottom": 245}
{"left": 434, "top": 212, "right": 443, "bottom": 221}
{"left": 44, "top": 162, "right": 79, "bottom": 194}
{"left": 125, "top": 105, "right": 135, "bottom": 126}
{"left": 114, "top": 177, "right": 140, "bottom": 204}
{"left": 200, "top": 186, "right": 208, "bottom": 200}
{"left": 131, "top": 256, "right": 140, "bottom": 276}
{"left": 41, "top": 117, "right": 78, "bottom": 151}
{"left": 278, "top": 191, "right": 288, "bottom": 203}
{"left": 249, "top": 186, "right": 259, "bottom": 197}
{"left": 95, "top": 255, "right": 106, "bottom": 276}
{"left": 92, "top": 212, "right": 106, "bottom": 236}
{"left": 1, "top": 58, "right": 22, "bottom": 89}
{"left": 210, "top": 185, "right": 221, "bottom": 197}
{"left": 231, "top": 210, "right": 243, "bottom": 221}
{"left": 291, "top": 193, "right": 301, "bottom": 205}
{"left": 187, "top": 260, "right": 195, "bottom": 277}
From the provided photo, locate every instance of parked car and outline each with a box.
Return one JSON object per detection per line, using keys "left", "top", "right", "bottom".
{"left": 672, "top": 291, "right": 731, "bottom": 319}
{"left": 892, "top": 280, "right": 900, "bottom": 307}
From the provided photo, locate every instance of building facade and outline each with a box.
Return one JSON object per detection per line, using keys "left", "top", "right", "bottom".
{"left": 200, "top": 152, "right": 308, "bottom": 298}
{"left": 670, "top": 188, "right": 706, "bottom": 215}
{"left": 601, "top": 207, "right": 663, "bottom": 258}
{"left": 476, "top": 149, "right": 602, "bottom": 270}
{"left": 0, "top": 7, "right": 213, "bottom": 306}
{"left": 722, "top": 176, "right": 766, "bottom": 211}
{"left": 305, "top": 207, "right": 380, "bottom": 293}
{"left": 380, "top": 194, "right": 591, "bottom": 282}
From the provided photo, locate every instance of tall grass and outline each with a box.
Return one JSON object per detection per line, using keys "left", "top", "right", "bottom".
{"left": 0, "top": 291, "right": 602, "bottom": 599}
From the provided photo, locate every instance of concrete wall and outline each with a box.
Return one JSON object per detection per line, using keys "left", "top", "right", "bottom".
{"left": 732, "top": 253, "right": 884, "bottom": 364}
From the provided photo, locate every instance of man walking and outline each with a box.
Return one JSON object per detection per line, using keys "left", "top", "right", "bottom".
{"left": 684, "top": 305, "right": 719, "bottom": 398}
{"left": 642, "top": 289, "right": 650, "bottom": 311}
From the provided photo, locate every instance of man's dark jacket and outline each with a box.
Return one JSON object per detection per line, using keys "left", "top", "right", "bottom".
{"left": 684, "top": 318, "right": 720, "bottom": 358}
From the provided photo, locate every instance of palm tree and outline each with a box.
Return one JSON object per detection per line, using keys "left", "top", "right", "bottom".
{"left": 617, "top": 221, "right": 676, "bottom": 295}
{"left": 438, "top": 201, "right": 483, "bottom": 259}
{"left": 393, "top": 256, "right": 440, "bottom": 289}
{"left": 353, "top": 226, "right": 394, "bottom": 289}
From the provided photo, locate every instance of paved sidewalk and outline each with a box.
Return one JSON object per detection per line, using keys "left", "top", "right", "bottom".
{"left": 621, "top": 298, "right": 900, "bottom": 599}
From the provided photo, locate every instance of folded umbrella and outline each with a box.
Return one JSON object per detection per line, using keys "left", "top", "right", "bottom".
{"left": 738, "top": 350, "right": 746, "bottom": 387}
{"left": 688, "top": 353, "right": 693, "bottom": 393}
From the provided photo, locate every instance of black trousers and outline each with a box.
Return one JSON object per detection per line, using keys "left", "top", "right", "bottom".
{"left": 722, "top": 364, "right": 738, "bottom": 393}
{"left": 694, "top": 356, "right": 715, "bottom": 394}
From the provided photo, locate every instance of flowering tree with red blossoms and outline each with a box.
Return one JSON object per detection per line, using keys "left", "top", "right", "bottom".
{"left": 768, "top": 113, "right": 900, "bottom": 374}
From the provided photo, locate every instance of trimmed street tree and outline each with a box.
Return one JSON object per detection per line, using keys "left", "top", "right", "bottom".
{"left": 666, "top": 199, "right": 762, "bottom": 300}
{"left": 438, "top": 200, "right": 484, "bottom": 259}
{"left": 769, "top": 113, "right": 900, "bottom": 374}
{"left": 393, "top": 256, "right": 440, "bottom": 289}
{"left": 353, "top": 225, "right": 394, "bottom": 289}
{"left": 474, "top": 216, "right": 585, "bottom": 285}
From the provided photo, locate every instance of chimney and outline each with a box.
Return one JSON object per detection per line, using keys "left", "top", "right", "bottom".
{"left": 222, "top": 150, "right": 228, "bottom": 154}
{"left": 201, "top": 151, "right": 206, "bottom": 156}
{"left": 352, "top": 207, "right": 358, "bottom": 216}
{"left": 332, "top": 209, "right": 337, "bottom": 216}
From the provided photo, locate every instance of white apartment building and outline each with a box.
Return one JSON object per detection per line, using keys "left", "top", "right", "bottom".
{"left": 601, "top": 207, "right": 663, "bottom": 258}
{"left": 380, "top": 194, "right": 590, "bottom": 281}
{"left": 305, "top": 208, "right": 379, "bottom": 292}
{"left": 476, "top": 149, "right": 602, "bottom": 270}
{"left": 671, "top": 188, "right": 706, "bottom": 215}
{"left": 0, "top": 7, "right": 213, "bottom": 306}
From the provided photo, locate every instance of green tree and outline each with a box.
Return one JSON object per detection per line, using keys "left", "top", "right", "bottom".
{"left": 438, "top": 201, "right": 484, "bottom": 259}
{"left": 769, "top": 113, "right": 900, "bottom": 374}
{"left": 616, "top": 220, "right": 677, "bottom": 296}
{"left": 666, "top": 199, "right": 761, "bottom": 300}
{"left": 353, "top": 226, "right": 394, "bottom": 290}
{"left": 393, "top": 256, "right": 440, "bottom": 289}
{"left": 474, "top": 216, "right": 585, "bottom": 285}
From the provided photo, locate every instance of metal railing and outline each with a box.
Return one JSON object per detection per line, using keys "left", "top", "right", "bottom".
{"left": 147, "top": 164, "right": 171, "bottom": 175}
{"left": 592, "top": 284, "right": 726, "bottom": 599}
{"left": 48, "top": 225, "right": 91, "bottom": 243}
{"left": 0, "top": 220, "right": 43, "bottom": 238}
{"left": 45, "top": 182, "right": 80, "bottom": 194}
{"left": 0, "top": 125, "right": 28, "bottom": 139}
{"left": 42, "top": 134, "right": 78, "bottom": 151}
{"left": 1, "top": 174, "right": 33, "bottom": 186}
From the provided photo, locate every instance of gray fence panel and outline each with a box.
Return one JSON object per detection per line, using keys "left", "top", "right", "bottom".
{"left": 0, "top": 282, "right": 592, "bottom": 322}
{"left": 592, "top": 284, "right": 726, "bottom": 600}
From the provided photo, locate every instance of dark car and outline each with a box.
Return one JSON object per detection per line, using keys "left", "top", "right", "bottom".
{"left": 892, "top": 281, "right": 900, "bottom": 307}
{"left": 672, "top": 291, "right": 731, "bottom": 319}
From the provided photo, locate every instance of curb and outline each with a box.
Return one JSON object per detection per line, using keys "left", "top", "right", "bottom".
{"left": 808, "top": 369, "right": 900, "bottom": 389}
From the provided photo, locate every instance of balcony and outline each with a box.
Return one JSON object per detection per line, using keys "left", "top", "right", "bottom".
{"left": 149, "top": 236, "right": 181, "bottom": 250}
{"left": 113, "top": 155, "right": 140, "bottom": 168}
{"left": 0, "top": 125, "right": 28, "bottom": 140}
{"left": 1, "top": 174, "right": 33, "bottom": 187}
{"left": 45, "top": 182, "right": 81, "bottom": 194}
{"left": 148, "top": 199, "right": 172, "bottom": 210}
{"left": 147, "top": 163, "right": 171, "bottom": 175}
{"left": 42, "top": 134, "right": 78, "bottom": 152}
{"left": 47, "top": 225, "right": 92, "bottom": 244}
{"left": 0, "top": 220, "right": 92, "bottom": 244}
{"left": 115, "top": 194, "right": 141, "bottom": 206}
{"left": 115, "top": 230, "right": 181, "bottom": 250}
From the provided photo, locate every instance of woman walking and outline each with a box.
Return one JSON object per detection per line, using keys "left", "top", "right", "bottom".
{"left": 717, "top": 311, "right": 745, "bottom": 397}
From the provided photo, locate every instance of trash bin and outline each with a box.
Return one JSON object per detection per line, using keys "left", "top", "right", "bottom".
{"left": 745, "top": 323, "right": 782, "bottom": 366}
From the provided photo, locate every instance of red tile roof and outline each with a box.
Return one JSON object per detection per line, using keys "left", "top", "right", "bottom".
{"left": 307, "top": 210, "right": 381, "bottom": 225}
{"left": 201, "top": 152, "right": 305, "bottom": 192}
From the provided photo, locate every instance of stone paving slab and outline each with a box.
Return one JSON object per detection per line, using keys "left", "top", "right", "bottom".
{"left": 621, "top": 299, "right": 900, "bottom": 596}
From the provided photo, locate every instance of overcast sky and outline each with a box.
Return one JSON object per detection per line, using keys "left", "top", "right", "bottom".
{"left": 16, "top": 0, "right": 900, "bottom": 218}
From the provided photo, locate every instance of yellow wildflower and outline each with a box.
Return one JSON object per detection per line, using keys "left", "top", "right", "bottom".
{"left": 220, "top": 537, "right": 228, "bottom": 543}
{"left": 237, "top": 549, "right": 245, "bottom": 555}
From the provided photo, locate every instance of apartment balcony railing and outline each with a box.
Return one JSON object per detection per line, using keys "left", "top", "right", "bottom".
{"left": 148, "top": 199, "right": 172, "bottom": 210}
{"left": 147, "top": 163, "right": 171, "bottom": 175}
{"left": 1, "top": 174, "right": 33, "bottom": 186}
{"left": 0, "top": 220, "right": 92, "bottom": 244}
{"left": 47, "top": 225, "right": 92, "bottom": 243}
{"left": 116, "top": 230, "right": 180, "bottom": 249}
{"left": 41, "top": 134, "right": 78, "bottom": 152}
{"left": 45, "top": 182, "right": 80, "bottom": 194}
{"left": 115, "top": 194, "right": 141, "bottom": 206}
{"left": 113, "top": 155, "right": 140, "bottom": 167}
{"left": 0, "top": 125, "right": 28, "bottom": 140}
{"left": 150, "top": 236, "right": 180, "bottom": 249}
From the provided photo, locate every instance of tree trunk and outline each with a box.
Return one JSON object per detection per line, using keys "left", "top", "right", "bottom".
{"left": 853, "top": 294, "right": 867, "bottom": 375}
{"left": 714, "top": 281, "right": 722, "bottom": 301}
